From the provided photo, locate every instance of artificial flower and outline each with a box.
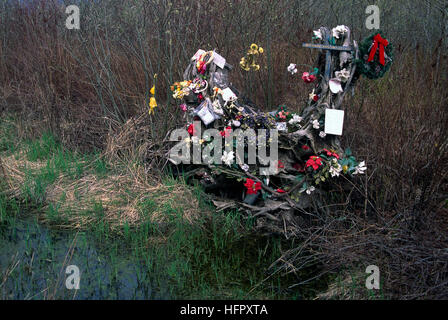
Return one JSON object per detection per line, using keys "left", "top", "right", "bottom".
{"left": 148, "top": 97, "right": 157, "bottom": 115}
{"left": 312, "top": 119, "right": 320, "bottom": 129}
{"left": 240, "top": 164, "right": 249, "bottom": 172}
{"left": 306, "top": 186, "right": 316, "bottom": 195}
{"left": 319, "top": 131, "right": 326, "bottom": 138}
{"left": 313, "top": 29, "right": 323, "bottom": 40}
{"left": 179, "top": 104, "right": 187, "bottom": 112}
{"left": 287, "top": 63, "right": 297, "bottom": 75}
{"left": 244, "top": 178, "right": 262, "bottom": 195}
{"left": 332, "top": 25, "right": 348, "bottom": 39}
{"left": 220, "top": 126, "right": 232, "bottom": 137}
{"left": 353, "top": 161, "right": 367, "bottom": 175}
{"left": 276, "top": 189, "right": 286, "bottom": 193}
{"left": 329, "top": 159, "right": 342, "bottom": 177}
{"left": 187, "top": 123, "right": 195, "bottom": 136}
{"left": 306, "top": 156, "right": 323, "bottom": 170}
{"left": 302, "top": 72, "right": 316, "bottom": 83}
{"left": 302, "top": 145, "right": 310, "bottom": 151}
{"left": 335, "top": 68, "right": 350, "bottom": 82}
{"left": 322, "top": 148, "right": 340, "bottom": 159}
{"left": 309, "top": 89, "right": 318, "bottom": 101}
{"left": 221, "top": 151, "right": 235, "bottom": 167}
{"left": 277, "top": 160, "right": 284, "bottom": 169}
{"left": 288, "top": 114, "right": 303, "bottom": 125}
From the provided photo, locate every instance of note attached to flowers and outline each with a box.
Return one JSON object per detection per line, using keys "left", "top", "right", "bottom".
{"left": 213, "top": 51, "right": 226, "bottom": 69}
{"left": 221, "top": 88, "right": 237, "bottom": 102}
{"left": 324, "top": 109, "right": 344, "bottom": 135}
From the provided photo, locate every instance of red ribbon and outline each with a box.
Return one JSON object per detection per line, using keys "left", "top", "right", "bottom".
{"left": 367, "top": 34, "right": 389, "bottom": 66}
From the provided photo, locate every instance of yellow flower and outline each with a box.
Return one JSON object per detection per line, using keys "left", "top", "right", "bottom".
{"left": 342, "top": 165, "right": 348, "bottom": 173}
{"left": 250, "top": 43, "right": 258, "bottom": 51}
{"left": 258, "top": 47, "right": 264, "bottom": 54}
{"left": 150, "top": 85, "right": 155, "bottom": 95}
{"left": 149, "top": 97, "right": 157, "bottom": 115}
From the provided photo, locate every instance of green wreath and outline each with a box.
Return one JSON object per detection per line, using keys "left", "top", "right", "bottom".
{"left": 355, "top": 30, "right": 393, "bottom": 80}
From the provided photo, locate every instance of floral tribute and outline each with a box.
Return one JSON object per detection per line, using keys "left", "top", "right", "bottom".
{"left": 168, "top": 26, "right": 392, "bottom": 218}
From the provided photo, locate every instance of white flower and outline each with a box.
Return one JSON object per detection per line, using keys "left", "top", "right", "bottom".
{"left": 329, "top": 159, "right": 342, "bottom": 177}
{"left": 353, "top": 161, "right": 367, "bottom": 175}
{"left": 221, "top": 151, "right": 234, "bottom": 167}
{"left": 332, "top": 25, "right": 348, "bottom": 39}
{"left": 306, "top": 186, "right": 316, "bottom": 195}
{"left": 335, "top": 68, "right": 350, "bottom": 82}
{"left": 287, "top": 63, "right": 297, "bottom": 75}
{"left": 313, "top": 29, "right": 322, "bottom": 40}
{"left": 319, "top": 131, "right": 326, "bottom": 138}
{"left": 240, "top": 163, "right": 249, "bottom": 172}
{"left": 312, "top": 119, "right": 320, "bottom": 129}
{"left": 329, "top": 78, "right": 343, "bottom": 94}
{"left": 232, "top": 120, "right": 241, "bottom": 127}
{"left": 288, "top": 114, "right": 303, "bottom": 125}
{"left": 309, "top": 89, "right": 318, "bottom": 101}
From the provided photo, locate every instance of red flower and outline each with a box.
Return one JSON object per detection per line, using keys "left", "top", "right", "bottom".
{"left": 220, "top": 126, "right": 232, "bottom": 137}
{"left": 306, "top": 156, "right": 323, "bottom": 170}
{"left": 302, "top": 145, "right": 310, "bottom": 151}
{"left": 322, "top": 148, "right": 340, "bottom": 159}
{"left": 198, "top": 93, "right": 204, "bottom": 101}
{"left": 302, "top": 72, "right": 316, "bottom": 83}
{"left": 277, "top": 160, "right": 284, "bottom": 169}
{"left": 276, "top": 188, "right": 286, "bottom": 193}
{"left": 313, "top": 94, "right": 319, "bottom": 102}
{"left": 244, "top": 179, "right": 262, "bottom": 195}
{"left": 187, "top": 123, "right": 195, "bottom": 136}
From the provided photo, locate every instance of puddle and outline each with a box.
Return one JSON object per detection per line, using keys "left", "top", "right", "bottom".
{"left": 0, "top": 218, "right": 171, "bottom": 299}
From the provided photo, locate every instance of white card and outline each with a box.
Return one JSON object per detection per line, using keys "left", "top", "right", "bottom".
{"left": 192, "top": 49, "right": 205, "bottom": 61}
{"left": 213, "top": 51, "right": 226, "bottom": 69}
{"left": 276, "top": 122, "right": 287, "bottom": 131}
{"left": 197, "top": 104, "right": 215, "bottom": 125}
{"left": 221, "top": 87, "right": 237, "bottom": 101}
{"left": 324, "top": 109, "right": 344, "bottom": 135}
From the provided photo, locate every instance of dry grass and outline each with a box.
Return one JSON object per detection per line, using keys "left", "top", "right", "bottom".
{"left": 0, "top": 148, "right": 203, "bottom": 230}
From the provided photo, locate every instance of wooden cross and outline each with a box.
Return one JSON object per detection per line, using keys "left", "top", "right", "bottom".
{"left": 302, "top": 34, "right": 353, "bottom": 82}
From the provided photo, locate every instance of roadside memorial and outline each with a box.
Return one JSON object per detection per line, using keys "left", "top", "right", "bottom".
{"left": 166, "top": 27, "right": 393, "bottom": 234}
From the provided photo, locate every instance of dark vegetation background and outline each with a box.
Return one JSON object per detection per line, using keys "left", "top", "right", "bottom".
{"left": 0, "top": 0, "right": 447, "bottom": 299}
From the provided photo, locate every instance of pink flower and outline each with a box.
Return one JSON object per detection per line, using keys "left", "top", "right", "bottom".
{"left": 302, "top": 72, "right": 316, "bottom": 83}
{"left": 179, "top": 104, "right": 187, "bottom": 112}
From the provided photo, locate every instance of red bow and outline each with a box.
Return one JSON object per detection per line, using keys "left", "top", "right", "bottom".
{"left": 367, "top": 34, "right": 389, "bottom": 66}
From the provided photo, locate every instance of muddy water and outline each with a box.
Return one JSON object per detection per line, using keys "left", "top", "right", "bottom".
{"left": 0, "top": 219, "right": 170, "bottom": 300}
